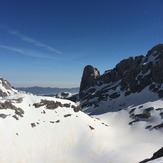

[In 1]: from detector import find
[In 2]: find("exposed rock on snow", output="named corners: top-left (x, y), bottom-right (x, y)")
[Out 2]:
top-left (33, 99), bottom-right (79, 111)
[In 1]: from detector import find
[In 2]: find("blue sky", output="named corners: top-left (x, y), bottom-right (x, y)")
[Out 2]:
top-left (0, 0), bottom-right (163, 87)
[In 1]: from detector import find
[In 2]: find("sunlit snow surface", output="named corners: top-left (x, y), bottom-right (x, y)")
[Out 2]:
top-left (0, 85), bottom-right (163, 162)
top-left (0, 93), bottom-right (111, 163)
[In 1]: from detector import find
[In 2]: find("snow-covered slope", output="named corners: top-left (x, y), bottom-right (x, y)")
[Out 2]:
top-left (95, 109), bottom-right (163, 163)
top-left (0, 84), bottom-right (112, 163)
top-left (0, 80), bottom-right (163, 163)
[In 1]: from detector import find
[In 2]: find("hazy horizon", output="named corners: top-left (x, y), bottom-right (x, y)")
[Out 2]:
top-left (12, 81), bottom-right (80, 88)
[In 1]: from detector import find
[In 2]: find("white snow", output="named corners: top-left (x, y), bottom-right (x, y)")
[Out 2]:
top-left (0, 92), bottom-right (112, 163)
top-left (95, 110), bottom-right (163, 163)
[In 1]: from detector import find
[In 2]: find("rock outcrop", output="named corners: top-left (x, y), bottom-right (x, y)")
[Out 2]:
top-left (79, 65), bottom-right (100, 98)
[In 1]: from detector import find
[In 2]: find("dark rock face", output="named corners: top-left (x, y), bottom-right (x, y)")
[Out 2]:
top-left (79, 65), bottom-right (100, 98)
top-left (100, 55), bottom-right (144, 85)
top-left (78, 44), bottom-right (163, 108)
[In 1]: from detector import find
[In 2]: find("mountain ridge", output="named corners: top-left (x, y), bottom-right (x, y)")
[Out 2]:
top-left (77, 44), bottom-right (163, 114)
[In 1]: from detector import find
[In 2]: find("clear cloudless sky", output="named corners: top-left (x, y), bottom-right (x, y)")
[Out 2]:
top-left (0, 0), bottom-right (163, 87)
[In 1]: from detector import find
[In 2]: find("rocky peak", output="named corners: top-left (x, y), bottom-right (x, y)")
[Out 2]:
top-left (89, 44), bottom-right (163, 94)
top-left (79, 65), bottom-right (100, 97)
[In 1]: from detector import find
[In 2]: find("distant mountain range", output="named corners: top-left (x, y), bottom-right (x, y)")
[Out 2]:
top-left (16, 86), bottom-right (79, 95)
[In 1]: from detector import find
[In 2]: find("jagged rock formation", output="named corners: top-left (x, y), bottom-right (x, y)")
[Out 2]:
top-left (78, 44), bottom-right (163, 111)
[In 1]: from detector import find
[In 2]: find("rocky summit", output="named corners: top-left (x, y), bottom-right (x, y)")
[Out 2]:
top-left (78, 44), bottom-right (163, 113)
